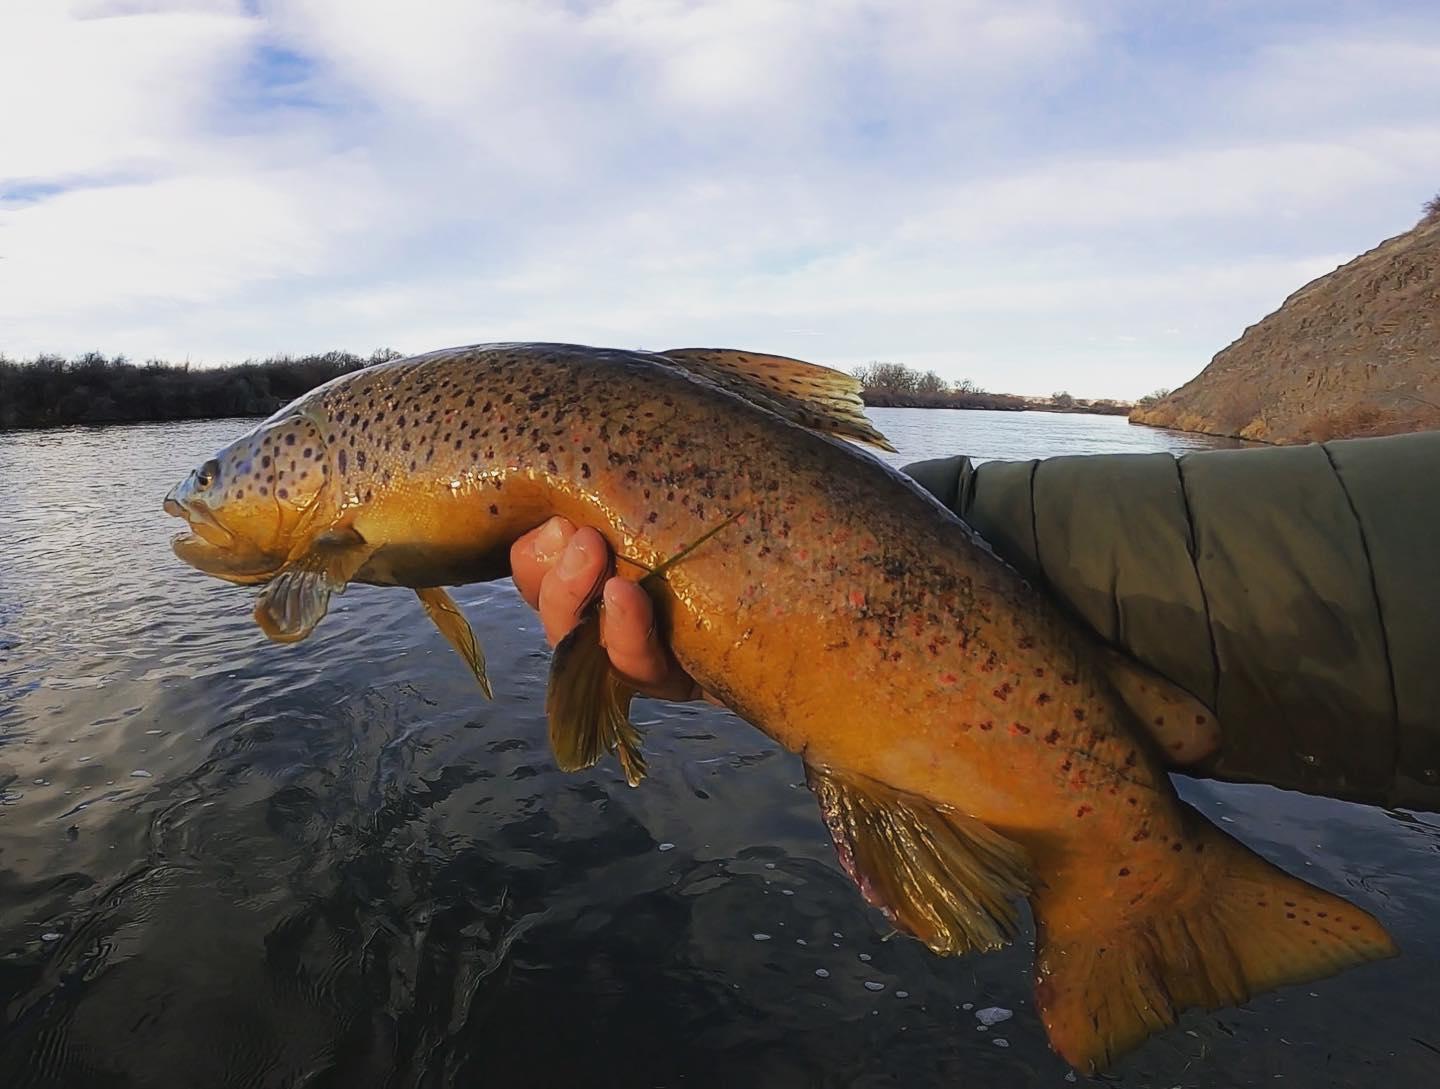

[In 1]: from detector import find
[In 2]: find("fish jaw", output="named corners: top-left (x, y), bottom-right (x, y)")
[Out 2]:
top-left (164, 487), bottom-right (284, 585)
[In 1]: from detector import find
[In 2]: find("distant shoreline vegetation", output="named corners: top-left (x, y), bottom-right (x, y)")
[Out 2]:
top-left (0, 350), bottom-right (403, 431)
top-left (0, 351), bottom-right (1132, 432)
top-left (853, 362), bottom-right (1134, 417)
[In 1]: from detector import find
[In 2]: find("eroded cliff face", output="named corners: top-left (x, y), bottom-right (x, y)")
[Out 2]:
top-left (1132, 215), bottom-right (1440, 443)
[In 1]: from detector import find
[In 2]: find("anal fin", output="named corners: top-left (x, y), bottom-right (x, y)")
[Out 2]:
top-left (416, 586), bottom-right (492, 698)
top-left (806, 763), bottom-right (1032, 955)
top-left (546, 607), bottom-right (646, 786)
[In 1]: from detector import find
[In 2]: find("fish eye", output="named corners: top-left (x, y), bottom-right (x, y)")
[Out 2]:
top-left (196, 459), bottom-right (220, 488)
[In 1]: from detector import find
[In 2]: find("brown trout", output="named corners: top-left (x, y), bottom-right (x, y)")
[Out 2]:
top-left (164, 343), bottom-right (1395, 1071)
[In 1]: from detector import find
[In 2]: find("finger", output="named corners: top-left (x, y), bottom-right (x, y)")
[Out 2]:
top-left (538, 527), bottom-right (610, 646)
top-left (510, 516), bottom-right (575, 610)
top-left (601, 578), bottom-right (704, 701)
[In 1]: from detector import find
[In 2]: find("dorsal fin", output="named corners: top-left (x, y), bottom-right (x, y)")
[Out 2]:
top-left (661, 348), bottom-right (896, 451)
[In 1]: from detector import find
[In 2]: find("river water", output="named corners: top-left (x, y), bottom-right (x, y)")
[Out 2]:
top-left (0, 409), bottom-right (1435, 1088)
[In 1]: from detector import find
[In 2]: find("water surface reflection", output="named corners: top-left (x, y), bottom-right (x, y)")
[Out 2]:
top-left (0, 414), bottom-right (1434, 1087)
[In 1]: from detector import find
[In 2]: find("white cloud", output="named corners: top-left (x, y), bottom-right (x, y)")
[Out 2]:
top-left (1, 1), bottom-right (1438, 400)
top-left (906, 137), bottom-right (1431, 241)
top-left (1, 159), bottom-right (385, 319)
top-left (0, 1), bottom-right (257, 182)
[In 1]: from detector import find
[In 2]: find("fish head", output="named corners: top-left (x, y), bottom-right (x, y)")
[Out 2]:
top-left (165, 412), bottom-right (333, 583)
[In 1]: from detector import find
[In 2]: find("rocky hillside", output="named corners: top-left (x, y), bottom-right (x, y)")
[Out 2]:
top-left (1132, 209), bottom-right (1440, 443)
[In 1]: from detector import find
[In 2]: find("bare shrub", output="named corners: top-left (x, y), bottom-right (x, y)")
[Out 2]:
top-left (1295, 403), bottom-right (1385, 443)
top-left (1423, 191), bottom-right (1440, 224)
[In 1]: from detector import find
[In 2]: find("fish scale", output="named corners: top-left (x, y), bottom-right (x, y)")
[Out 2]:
top-left (166, 342), bottom-right (1395, 1074)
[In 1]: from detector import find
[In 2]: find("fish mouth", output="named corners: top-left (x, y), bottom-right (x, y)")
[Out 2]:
top-left (164, 493), bottom-right (236, 550)
top-left (165, 491), bottom-right (276, 583)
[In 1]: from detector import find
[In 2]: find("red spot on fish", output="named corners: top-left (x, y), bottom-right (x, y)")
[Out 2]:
top-left (992, 683), bottom-right (1012, 701)
top-left (1118, 867), bottom-right (1130, 877)
top-left (1036, 692), bottom-right (1052, 705)
top-left (1043, 729), bottom-right (1060, 744)
top-left (940, 672), bottom-right (958, 685)
top-left (1075, 804), bottom-right (1092, 818)
top-left (849, 590), bottom-right (866, 609)
top-left (1154, 716), bottom-right (1165, 726)
top-left (1171, 842), bottom-right (1183, 852)
top-left (1060, 674), bottom-right (1078, 686)
top-left (1195, 714), bottom-right (1207, 725)
top-left (1073, 708), bottom-right (1086, 722)
top-left (1034, 667), bottom-right (1045, 678)
top-left (1132, 828), bottom-right (1150, 842)
top-left (1017, 636), bottom-right (1035, 650)
top-left (1009, 722), bottom-right (1031, 736)
top-left (979, 720), bottom-right (994, 731)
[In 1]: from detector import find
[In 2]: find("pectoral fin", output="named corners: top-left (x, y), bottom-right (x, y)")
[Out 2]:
top-left (415, 586), bottom-right (493, 698)
top-left (1099, 647), bottom-right (1221, 766)
top-left (254, 527), bottom-right (371, 643)
top-left (806, 763), bottom-right (1032, 955)
top-left (546, 607), bottom-right (646, 786)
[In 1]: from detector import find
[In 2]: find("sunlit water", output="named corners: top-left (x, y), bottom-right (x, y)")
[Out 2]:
top-left (0, 411), bottom-right (1435, 1088)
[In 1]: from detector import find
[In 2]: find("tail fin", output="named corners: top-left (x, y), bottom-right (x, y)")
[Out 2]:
top-left (1032, 812), bottom-right (1396, 1073)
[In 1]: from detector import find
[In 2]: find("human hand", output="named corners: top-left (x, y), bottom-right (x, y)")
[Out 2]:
top-left (510, 516), bottom-right (710, 702)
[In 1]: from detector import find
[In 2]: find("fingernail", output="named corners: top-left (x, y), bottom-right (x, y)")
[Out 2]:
top-left (557, 534), bottom-right (592, 579)
top-left (535, 517), bottom-right (568, 561)
top-left (603, 578), bottom-right (626, 614)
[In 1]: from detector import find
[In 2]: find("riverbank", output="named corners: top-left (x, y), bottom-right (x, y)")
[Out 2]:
top-left (861, 390), bottom-right (1131, 416)
top-left (0, 351), bottom-right (400, 431)
top-left (1, 351), bottom-right (1132, 431)
top-left (1128, 211), bottom-right (1440, 444)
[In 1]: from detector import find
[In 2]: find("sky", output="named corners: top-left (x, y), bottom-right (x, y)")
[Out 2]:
top-left (2, 1), bottom-right (1438, 399)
